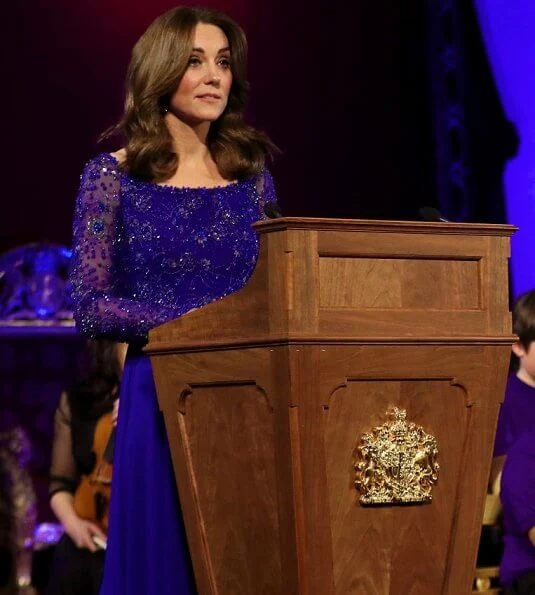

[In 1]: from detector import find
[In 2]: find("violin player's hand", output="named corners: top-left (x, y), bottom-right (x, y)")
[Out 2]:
top-left (65, 515), bottom-right (106, 552)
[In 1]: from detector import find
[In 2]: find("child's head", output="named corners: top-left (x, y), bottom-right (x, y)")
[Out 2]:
top-left (512, 290), bottom-right (535, 385)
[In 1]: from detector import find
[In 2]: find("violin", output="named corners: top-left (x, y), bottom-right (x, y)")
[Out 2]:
top-left (73, 410), bottom-right (116, 532)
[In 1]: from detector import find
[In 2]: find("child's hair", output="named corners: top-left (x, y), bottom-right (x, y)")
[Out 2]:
top-left (513, 290), bottom-right (535, 349)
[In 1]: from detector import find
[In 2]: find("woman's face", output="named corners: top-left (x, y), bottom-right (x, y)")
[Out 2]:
top-left (169, 23), bottom-right (233, 125)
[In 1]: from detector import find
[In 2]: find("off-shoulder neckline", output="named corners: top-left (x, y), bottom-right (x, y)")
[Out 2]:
top-left (101, 152), bottom-right (248, 192)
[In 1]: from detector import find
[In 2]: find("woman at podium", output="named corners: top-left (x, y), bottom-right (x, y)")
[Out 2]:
top-left (69, 6), bottom-right (277, 594)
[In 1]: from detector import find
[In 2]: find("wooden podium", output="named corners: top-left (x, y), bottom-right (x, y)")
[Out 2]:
top-left (146, 218), bottom-right (514, 595)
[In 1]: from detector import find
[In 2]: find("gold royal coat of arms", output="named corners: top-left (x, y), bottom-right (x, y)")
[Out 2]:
top-left (355, 408), bottom-right (439, 505)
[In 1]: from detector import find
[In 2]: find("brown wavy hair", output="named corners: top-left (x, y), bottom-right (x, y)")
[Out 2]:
top-left (103, 6), bottom-right (276, 182)
top-left (514, 289), bottom-right (535, 350)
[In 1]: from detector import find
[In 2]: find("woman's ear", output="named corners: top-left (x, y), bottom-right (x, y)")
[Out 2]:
top-left (512, 341), bottom-right (526, 359)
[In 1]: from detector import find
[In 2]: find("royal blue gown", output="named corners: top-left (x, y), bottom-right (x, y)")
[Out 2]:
top-left (69, 153), bottom-right (276, 594)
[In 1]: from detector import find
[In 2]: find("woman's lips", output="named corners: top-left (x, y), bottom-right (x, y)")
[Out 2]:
top-left (196, 94), bottom-right (221, 102)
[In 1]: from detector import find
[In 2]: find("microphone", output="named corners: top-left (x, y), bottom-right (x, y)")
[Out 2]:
top-left (418, 206), bottom-right (449, 222)
top-left (263, 201), bottom-right (283, 219)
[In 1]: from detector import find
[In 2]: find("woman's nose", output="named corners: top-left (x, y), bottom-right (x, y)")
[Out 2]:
top-left (205, 64), bottom-right (220, 85)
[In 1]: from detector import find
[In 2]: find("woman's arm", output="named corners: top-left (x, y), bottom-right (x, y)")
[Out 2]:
top-left (255, 167), bottom-right (278, 219)
top-left (69, 156), bottom-right (178, 342)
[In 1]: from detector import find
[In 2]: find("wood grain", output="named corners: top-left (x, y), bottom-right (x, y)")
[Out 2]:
top-left (319, 257), bottom-right (480, 310)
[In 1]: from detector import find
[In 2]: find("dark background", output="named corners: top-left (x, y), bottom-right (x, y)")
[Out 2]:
top-left (0, 0), bottom-right (440, 254)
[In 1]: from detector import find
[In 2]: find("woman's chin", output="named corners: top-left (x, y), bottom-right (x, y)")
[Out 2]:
top-left (170, 109), bottom-right (224, 127)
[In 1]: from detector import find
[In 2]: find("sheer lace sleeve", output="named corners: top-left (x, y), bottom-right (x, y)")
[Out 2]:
top-left (49, 392), bottom-right (78, 498)
top-left (255, 167), bottom-right (278, 219)
top-left (69, 156), bottom-right (177, 341)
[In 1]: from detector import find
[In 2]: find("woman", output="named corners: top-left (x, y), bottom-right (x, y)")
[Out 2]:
top-left (47, 340), bottom-right (125, 595)
top-left (69, 6), bottom-right (277, 594)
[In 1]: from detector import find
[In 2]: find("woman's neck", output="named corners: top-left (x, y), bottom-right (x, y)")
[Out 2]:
top-left (165, 114), bottom-right (211, 164)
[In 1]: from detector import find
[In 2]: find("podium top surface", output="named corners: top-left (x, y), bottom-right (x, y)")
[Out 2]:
top-left (254, 217), bottom-right (516, 236)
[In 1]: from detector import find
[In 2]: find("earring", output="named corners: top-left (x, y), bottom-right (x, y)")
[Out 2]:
top-left (159, 99), bottom-right (169, 115)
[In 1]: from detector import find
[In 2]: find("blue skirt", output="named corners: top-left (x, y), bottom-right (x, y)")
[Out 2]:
top-left (100, 351), bottom-right (197, 594)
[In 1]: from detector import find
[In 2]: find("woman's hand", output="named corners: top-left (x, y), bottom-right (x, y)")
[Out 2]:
top-left (64, 516), bottom-right (106, 552)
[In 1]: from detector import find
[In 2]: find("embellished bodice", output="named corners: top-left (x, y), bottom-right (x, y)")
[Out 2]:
top-left (70, 153), bottom-right (276, 341)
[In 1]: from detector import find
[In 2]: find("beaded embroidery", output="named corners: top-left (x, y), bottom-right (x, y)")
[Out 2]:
top-left (70, 153), bottom-right (276, 341)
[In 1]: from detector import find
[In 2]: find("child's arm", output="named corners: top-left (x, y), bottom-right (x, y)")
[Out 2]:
top-left (501, 435), bottom-right (535, 542)
top-left (489, 455), bottom-right (505, 492)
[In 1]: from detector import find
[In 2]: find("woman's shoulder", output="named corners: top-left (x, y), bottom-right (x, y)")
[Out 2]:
top-left (83, 150), bottom-right (124, 175)
top-left (252, 165), bottom-right (276, 200)
top-left (79, 151), bottom-right (125, 187)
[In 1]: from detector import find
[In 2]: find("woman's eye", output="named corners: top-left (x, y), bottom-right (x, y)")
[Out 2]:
top-left (218, 58), bottom-right (231, 69)
top-left (188, 56), bottom-right (201, 66)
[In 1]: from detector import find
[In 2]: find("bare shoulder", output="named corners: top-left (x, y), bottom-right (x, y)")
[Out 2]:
top-left (110, 148), bottom-right (127, 164)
